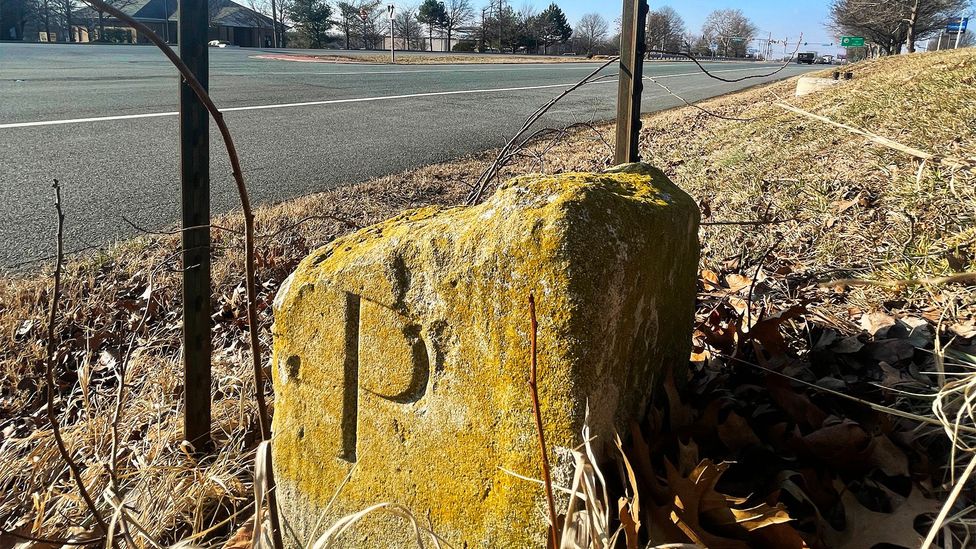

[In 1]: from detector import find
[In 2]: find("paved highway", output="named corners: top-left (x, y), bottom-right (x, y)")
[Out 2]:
top-left (0, 43), bottom-right (817, 268)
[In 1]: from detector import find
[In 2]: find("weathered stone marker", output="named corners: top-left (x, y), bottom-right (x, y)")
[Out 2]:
top-left (271, 163), bottom-right (700, 547)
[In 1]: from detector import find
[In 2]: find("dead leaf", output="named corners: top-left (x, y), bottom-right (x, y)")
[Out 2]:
top-left (702, 269), bottom-right (722, 290)
top-left (801, 419), bottom-right (873, 471)
top-left (878, 362), bottom-right (916, 389)
top-left (662, 459), bottom-right (800, 549)
top-left (830, 336), bottom-right (864, 354)
top-left (867, 339), bottom-right (915, 364)
top-left (824, 485), bottom-right (941, 549)
top-left (767, 375), bottom-right (828, 430)
top-left (950, 320), bottom-right (976, 339)
top-left (889, 317), bottom-right (932, 348)
top-left (13, 319), bottom-right (35, 340)
top-left (726, 274), bottom-right (752, 293)
top-left (222, 517), bottom-right (254, 549)
top-left (833, 196), bottom-right (860, 214)
top-left (860, 311), bottom-right (896, 337)
top-left (747, 305), bottom-right (806, 357)
top-left (867, 435), bottom-right (909, 478)
top-left (619, 498), bottom-right (640, 549)
top-left (718, 411), bottom-right (762, 452)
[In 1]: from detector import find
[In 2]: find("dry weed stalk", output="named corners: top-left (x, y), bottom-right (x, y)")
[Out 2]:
top-left (923, 347), bottom-right (976, 547)
top-left (774, 102), bottom-right (976, 171)
top-left (528, 294), bottom-right (560, 548)
top-left (822, 272), bottom-right (976, 290)
top-left (43, 180), bottom-right (112, 540)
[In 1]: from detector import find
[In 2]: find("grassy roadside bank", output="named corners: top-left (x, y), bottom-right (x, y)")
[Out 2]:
top-left (1, 49), bottom-right (974, 546)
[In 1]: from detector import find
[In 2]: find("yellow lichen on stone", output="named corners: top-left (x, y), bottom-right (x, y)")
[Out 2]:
top-left (271, 163), bottom-right (700, 547)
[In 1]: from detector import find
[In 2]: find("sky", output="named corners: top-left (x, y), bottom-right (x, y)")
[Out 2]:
top-left (401, 0), bottom-right (843, 55)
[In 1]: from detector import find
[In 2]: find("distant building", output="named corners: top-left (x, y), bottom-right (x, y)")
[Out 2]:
top-left (2, 0), bottom-right (276, 47)
top-left (379, 25), bottom-right (479, 52)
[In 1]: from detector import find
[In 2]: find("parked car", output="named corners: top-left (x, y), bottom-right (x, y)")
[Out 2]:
top-left (797, 52), bottom-right (816, 64)
top-left (208, 40), bottom-right (231, 48)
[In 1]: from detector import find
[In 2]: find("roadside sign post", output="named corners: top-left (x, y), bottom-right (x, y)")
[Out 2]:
top-left (614, 0), bottom-right (648, 165)
top-left (388, 4), bottom-right (395, 63)
top-left (179, 0), bottom-right (213, 452)
top-left (840, 36), bottom-right (865, 48)
top-left (947, 17), bottom-right (968, 49)
top-left (360, 8), bottom-right (368, 49)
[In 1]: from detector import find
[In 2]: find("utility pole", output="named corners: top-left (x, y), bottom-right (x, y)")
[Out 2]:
top-left (952, 17), bottom-right (966, 49)
top-left (614, 0), bottom-right (648, 164)
top-left (161, 0), bottom-right (170, 42)
top-left (179, 0), bottom-right (213, 452)
top-left (498, 0), bottom-right (503, 52)
top-left (361, 8), bottom-right (369, 49)
top-left (270, 0), bottom-right (279, 47)
top-left (480, 7), bottom-right (486, 52)
top-left (388, 4), bottom-right (395, 62)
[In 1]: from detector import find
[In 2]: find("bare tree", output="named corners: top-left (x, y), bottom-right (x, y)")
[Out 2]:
top-left (701, 8), bottom-right (757, 57)
top-left (336, 1), bottom-right (357, 48)
top-left (830, 0), bottom-right (970, 54)
top-left (646, 5), bottom-right (685, 52)
top-left (62, 0), bottom-right (74, 40)
top-left (575, 12), bottom-right (608, 55)
top-left (395, 5), bottom-right (424, 50)
top-left (252, 0), bottom-right (289, 47)
top-left (443, 0), bottom-right (471, 51)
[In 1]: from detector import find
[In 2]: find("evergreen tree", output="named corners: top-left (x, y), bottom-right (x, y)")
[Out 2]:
top-left (288, 0), bottom-right (332, 48)
top-left (416, 0), bottom-right (447, 51)
top-left (539, 2), bottom-right (571, 53)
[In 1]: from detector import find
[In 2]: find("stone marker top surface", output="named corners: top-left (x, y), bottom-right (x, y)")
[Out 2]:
top-left (278, 163), bottom-right (691, 305)
top-left (271, 163), bottom-right (700, 547)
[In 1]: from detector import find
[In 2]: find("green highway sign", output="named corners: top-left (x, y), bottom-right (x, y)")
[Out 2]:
top-left (841, 36), bottom-right (865, 47)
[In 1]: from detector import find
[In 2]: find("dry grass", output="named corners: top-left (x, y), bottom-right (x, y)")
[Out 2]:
top-left (637, 49), bottom-right (976, 322)
top-left (1, 48), bottom-right (974, 546)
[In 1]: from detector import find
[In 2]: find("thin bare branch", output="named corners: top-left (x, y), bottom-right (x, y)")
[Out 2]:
top-left (466, 57), bottom-right (619, 204)
top-left (823, 272), bottom-right (976, 289)
top-left (44, 179), bottom-right (113, 541)
top-left (774, 102), bottom-right (976, 171)
top-left (528, 294), bottom-right (560, 548)
top-left (650, 35), bottom-right (803, 83)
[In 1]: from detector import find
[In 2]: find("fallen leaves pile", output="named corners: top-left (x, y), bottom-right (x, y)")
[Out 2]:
top-left (615, 264), bottom-right (976, 548)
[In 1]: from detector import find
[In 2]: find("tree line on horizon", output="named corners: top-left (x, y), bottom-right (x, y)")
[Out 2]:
top-left (283, 0), bottom-right (577, 53)
top-left (281, 0), bottom-right (768, 58)
top-left (3, 0), bottom-right (969, 57)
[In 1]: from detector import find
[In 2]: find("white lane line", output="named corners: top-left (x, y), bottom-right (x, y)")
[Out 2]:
top-left (224, 65), bottom-right (600, 76)
top-left (223, 64), bottom-right (788, 77)
top-left (0, 66), bottom-right (801, 130)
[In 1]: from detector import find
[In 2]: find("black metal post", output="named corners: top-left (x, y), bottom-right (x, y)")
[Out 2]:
top-left (179, 0), bottom-right (212, 451)
top-left (614, 0), bottom-right (649, 165)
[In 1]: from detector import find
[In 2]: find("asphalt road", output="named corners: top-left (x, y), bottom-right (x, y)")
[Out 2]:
top-left (0, 43), bottom-right (818, 268)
